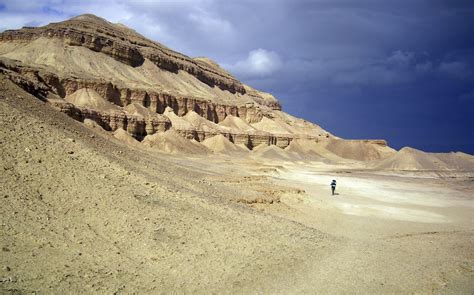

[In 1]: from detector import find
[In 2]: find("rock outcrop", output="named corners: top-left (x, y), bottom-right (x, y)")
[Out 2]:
top-left (50, 99), bottom-right (171, 139)
top-left (0, 14), bottom-right (394, 156)
top-left (0, 14), bottom-right (247, 95)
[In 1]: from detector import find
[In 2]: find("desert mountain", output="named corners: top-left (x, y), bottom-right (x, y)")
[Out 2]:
top-left (373, 147), bottom-right (474, 171)
top-left (0, 14), bottom-right (472, 171)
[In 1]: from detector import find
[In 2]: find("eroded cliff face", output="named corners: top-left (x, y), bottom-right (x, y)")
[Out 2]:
top-left (0, 55), bottom-right (295, 146)
top-left (0, 14), bottom-right (368, 152)
top-left (0, 57), bottom-right (265, 120)
top-left (0, 14), bottom-right (246, 95)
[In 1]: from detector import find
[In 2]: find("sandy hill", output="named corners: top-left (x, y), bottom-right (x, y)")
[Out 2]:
top-left (142, 129), bottom-right (208, 154)
top-left (434, 152), bottom-right (474, 171)
top-left (113, 128), bottom-right (140, 146)
top-left (374, 147), bottom-right (474, 171)
top-left (251, 116), bottom-right (295, 135)
top-left (252, 143), bottom-right (271, 152)
top-left (65, 88), bottom-right (120, 112)
top-left (271, 111), bottom-right (330, 138)
top-left (183, 110), bottom-right (229, 133)
top-left (201, 134), bottom-right (248, 154)
top-left (285, 139), bottom-right (345, 162)
top-left (322, 138), bottom-right (396, 161)
top-left (124, 103), bottom-right (158, 118)
top-left (218, 115), bottom-right (265, 135)
top-left (252, 145), bottom-right (297, 161)
top-left (163, 107), bottom-right (196, 131)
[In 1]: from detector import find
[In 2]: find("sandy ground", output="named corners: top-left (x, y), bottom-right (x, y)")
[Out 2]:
top-left (1, 78), bottom-right (473, 293)
top-left (175, 156), bottom-right (474, 293)
top-left (256, 164), bottom-right (474, 293)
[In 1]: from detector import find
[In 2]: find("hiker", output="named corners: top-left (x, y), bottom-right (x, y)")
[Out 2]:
top-left (330, 180), bottom-right (337, 196)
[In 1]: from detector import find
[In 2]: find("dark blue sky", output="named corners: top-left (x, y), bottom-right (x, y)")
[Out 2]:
top-left (1, 0), bottom-right (473, 153)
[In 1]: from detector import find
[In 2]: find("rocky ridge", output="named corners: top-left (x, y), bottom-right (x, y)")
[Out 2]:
top-left (0, 14), bottom-right (390, 153)
top-left (0, 14), bottom-right (245, 94)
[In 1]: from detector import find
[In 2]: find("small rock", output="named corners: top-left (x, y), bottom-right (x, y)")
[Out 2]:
top-left (2, 247), bottom-right (10, 252)
top-left (24, 147), bottom-right (31, 153)
top-left (4, 266), bottom-right (11, 272)
top-left (67, 151), bottom-right (74, 155)
top-left (90, 135), bottom-right (95, 138)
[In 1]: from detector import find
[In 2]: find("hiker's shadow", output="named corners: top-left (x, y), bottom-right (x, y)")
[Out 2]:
top-left (334, 193), bottom-right (340, 196)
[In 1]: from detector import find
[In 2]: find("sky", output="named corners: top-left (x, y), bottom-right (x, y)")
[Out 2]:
top-left (1, 0), bottom-right (474, 153)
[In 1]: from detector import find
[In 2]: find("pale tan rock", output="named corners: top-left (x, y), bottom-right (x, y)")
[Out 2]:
top-left (201, 134), bottom-right (248, 154)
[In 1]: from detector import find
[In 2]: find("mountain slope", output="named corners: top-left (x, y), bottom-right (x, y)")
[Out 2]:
top-left (374, 147), bottom-right (474, 171)
top-left (0, 14), bottom-right (471, 168)
top-left (0, 74), bottom-right (333, 293)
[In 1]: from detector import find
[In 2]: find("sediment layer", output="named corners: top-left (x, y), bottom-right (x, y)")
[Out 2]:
top-left (0, 14), bottom-right (246, 94)
top-left (0, 59), bottom-right (295, 147)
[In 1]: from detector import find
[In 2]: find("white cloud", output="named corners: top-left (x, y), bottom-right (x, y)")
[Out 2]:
top-left (224, 48), bottom-right (282, 78)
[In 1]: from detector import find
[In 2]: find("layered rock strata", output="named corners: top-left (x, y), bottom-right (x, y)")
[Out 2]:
top-left (50, 99), bottom-right (171, 139)
top-left (0, 57), bottom-right (265, 123)
top-left (0, 14), bottom-right (391, 154)
top-left (0, 59), bottom-right (295, 146)
top-left (0, 14), bottom-right (247, 95)
top-left (173, 129), bottom-right (294, 149)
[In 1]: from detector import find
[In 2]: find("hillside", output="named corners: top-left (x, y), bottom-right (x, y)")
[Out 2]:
top-left (0, 14), bottom-right (393, 157)
top-left (374, 147), bottom-right (474, 171)
top-left (0, 75), bottom-right (333, 293)
top-left (0, 13), bottom-right (472, 170)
